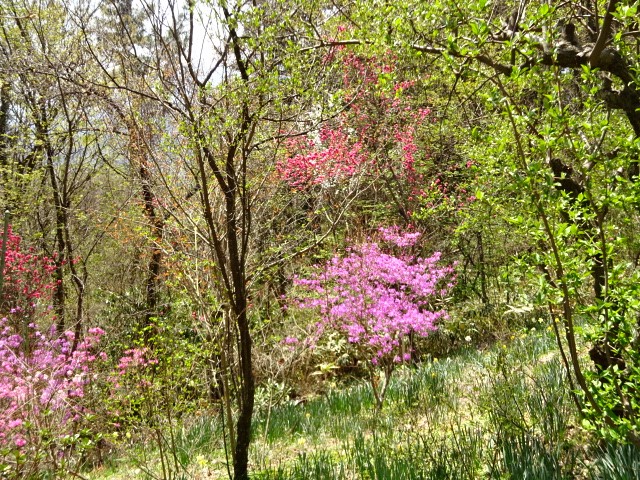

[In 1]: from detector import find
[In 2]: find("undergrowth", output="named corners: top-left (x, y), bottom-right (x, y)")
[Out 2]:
top-left (88, 329), bottom-right (640, 479)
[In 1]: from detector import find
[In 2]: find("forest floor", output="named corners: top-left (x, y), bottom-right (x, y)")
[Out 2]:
top-left (88, 327), bottom-right (635, 479)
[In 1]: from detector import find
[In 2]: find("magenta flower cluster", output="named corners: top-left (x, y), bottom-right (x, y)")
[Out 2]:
top-left (0, 320), bottom-right (106, 450)
top-left (117, 347), bottom-right (158, 375)
top-left (292, 228), bottom-right (454, 365)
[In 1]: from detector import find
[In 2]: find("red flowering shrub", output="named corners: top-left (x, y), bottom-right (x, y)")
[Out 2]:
top-left (276, 51), bottom-right (431, 202)
top-left (1, 227), bottom-right (57, 327)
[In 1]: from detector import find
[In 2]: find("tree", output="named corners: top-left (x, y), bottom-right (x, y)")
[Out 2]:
top-left (79, 1), bottom-right (343, 477)
top-left (329, 0), bottom-right (640, 444)
top-left (0, 0), bottom-right (109, 342)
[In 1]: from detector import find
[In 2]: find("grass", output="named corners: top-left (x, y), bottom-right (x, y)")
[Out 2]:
top-left (250, 328), bottom-right (577, 479)
top-left (87, 328), bottom-right (640, 479)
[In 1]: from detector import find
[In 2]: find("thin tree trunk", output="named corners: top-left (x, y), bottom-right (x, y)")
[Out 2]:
top-left (129, 121), bottom-right (164, 333)
top-left (39, 114), bottom-right (67, 330)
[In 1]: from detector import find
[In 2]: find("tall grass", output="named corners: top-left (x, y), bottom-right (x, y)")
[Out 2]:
top-left (252, 330), bottom-right (586, 479)
top-left (590, 443), bottom-right (640, 480)
top-left (91, 329), bottom-right (640, 479)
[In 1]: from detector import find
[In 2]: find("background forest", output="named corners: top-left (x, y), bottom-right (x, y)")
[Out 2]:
top-left (2, 0), bottom-right (640, 478)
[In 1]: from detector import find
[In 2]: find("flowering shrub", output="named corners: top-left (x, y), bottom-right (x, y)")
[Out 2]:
top-left (108, 345), bottom-right (160, 430)
top-left (290, 227), bottom-right (455, 408)
top-left (276, 52), bottom-right (431, 197)
top-left (0, 320), bottom-right (106, 476)
top-left (276, 49), bottom-right (477, 237)
top-left (1, 227), bottom-right (57, 327)
top-left (105, 319), bottom-right (217, 477)
top-left (117, 347), bottom-right (158, 375)
top-left (0, 228), bottom-right (108, 477)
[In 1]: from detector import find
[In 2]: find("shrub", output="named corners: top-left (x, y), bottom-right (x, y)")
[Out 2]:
top-left (0, 227), bottom-right (107, 477)
top-left (0, 319), bottom-right (107, 477)
top-left (289, 227), bottom-right (454, 408)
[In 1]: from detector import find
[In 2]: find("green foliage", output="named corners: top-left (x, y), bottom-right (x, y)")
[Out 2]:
top-left (350, 0), bottom-right (640, 447)
top-left (497, 433), bottom-right (567, 480)
top-left (251, 331), bottom-right (591, 479)
top-left (591, 443), bottom-right (640, 480)
top-left (105, 316), bottom-right (216, 477)
top-left (173, 416), bottom-right (222, 469)
top-left (6, 0), bottom-right (640, 476)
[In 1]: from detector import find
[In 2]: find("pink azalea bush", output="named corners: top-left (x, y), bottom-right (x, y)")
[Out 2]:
top-left (117, 347), bottom-right (158, 375)
top-left (290, 227), bottom-right (455, 408)
top-left (0, 323), bottom-right (106, 448)
top-left (0, 228), bottom-right (108, 476)
top-left (0, 227), bottom-right (210, 476)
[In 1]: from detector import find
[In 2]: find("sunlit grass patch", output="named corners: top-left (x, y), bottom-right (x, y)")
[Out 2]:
top-left (90, 328), bottom-right (633, 480)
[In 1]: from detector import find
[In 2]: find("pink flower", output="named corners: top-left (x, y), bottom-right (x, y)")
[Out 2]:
top-left (290, 227), bottom-right (454, 364)
top-left (7, 419), bottom-right (22, 429)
